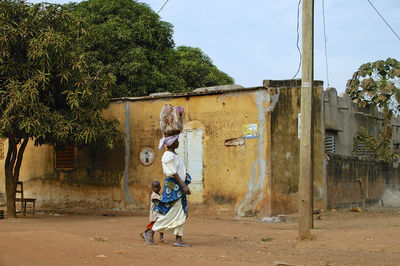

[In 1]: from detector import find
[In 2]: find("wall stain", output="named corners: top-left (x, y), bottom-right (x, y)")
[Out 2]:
top-left (236, 89), bottom-right (280, 216)
top-left (123, 102), bottom-right (134, 203)
top-left (211, 194), bottom-right (236, 204)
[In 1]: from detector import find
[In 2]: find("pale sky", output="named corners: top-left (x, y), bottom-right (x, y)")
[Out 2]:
top-left (29, 0), bottom-right (400, 94)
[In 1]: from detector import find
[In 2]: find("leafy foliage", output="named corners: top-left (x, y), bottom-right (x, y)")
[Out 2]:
top-left (175, 46), bottom-right (234, 90)
top-left (0, 0), bottom-right (121, 148)
top-left (353, 127), bottom-right (399, 163)
top-left (347, 58), bottom-right (400, 163)
top-left (71, 0), bottom-right (185, 97)
top-left (70, 0), bottom-right (234, 97)
top-left (0, 0), bottom-right (122, 216)
top-left (346, 58), bottom-right (400, 119)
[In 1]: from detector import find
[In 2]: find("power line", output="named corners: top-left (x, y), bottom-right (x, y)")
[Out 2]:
top-left (157, 0), bottom-right (170, 14)
top-left (292, 0), bottom-right (302, 80)
top-left (366, 0), bottom-right (400, 42)
top-left (322, 0), bottom-right (329, 86)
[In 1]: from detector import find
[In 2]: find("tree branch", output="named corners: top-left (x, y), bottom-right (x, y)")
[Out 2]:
top-left (8, 135), bottom-right (18, 176)
top-left (13, 138), bottom-right (29, 181)
top-left (4, 137), bottom-right (13, 172)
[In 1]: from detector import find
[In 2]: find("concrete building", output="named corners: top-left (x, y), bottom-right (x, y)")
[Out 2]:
top-left (323, 87), bottom-right (400, 156)
top-left (323, 87), bottom-right (400, 209)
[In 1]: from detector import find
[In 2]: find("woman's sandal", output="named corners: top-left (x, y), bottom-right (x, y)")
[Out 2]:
top-left (173, 242), bottom-right (191, 247)
top-left (143, 232), bottom-right (155, 245)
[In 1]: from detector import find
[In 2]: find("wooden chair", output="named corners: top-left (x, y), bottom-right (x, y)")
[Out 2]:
top-left (15, 181), bottom-right (36, 217)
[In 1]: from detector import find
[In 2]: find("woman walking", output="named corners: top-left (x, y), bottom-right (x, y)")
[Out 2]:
top-left (144, 134), bottom-right (191, 247)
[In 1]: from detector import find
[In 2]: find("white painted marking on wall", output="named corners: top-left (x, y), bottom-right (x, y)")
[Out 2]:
top-left (298, 113), bottom-right (301, 139)
top-left (284, 171), bottom-right (291, 179)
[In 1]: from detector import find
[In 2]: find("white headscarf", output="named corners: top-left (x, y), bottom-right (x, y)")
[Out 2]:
top-left (158, 134), bottom-right (179, 150)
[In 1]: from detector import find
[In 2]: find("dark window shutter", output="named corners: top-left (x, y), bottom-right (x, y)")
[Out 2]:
top-left (56, 146), bottom-right (75, 169)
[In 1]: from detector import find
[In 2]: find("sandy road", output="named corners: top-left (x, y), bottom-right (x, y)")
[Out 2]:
top-left (0, 207), bottom-right (399, 265)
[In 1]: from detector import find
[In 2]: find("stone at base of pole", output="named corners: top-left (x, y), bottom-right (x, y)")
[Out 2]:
top-left (299, 232), bottom-right (314, 241)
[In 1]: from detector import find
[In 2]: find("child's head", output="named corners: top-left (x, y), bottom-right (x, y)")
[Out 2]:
top-left (151, 181), bottom-right (161, 194)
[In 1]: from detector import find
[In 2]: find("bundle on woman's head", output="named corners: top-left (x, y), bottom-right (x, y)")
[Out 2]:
top-left (159, 104), bottom-right (184, 135)
top-left (158, 104), bottom-right (184, 150)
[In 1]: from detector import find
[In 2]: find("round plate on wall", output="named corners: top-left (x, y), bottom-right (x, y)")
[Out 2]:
top-left (139, 147), bottom-right (155, 166)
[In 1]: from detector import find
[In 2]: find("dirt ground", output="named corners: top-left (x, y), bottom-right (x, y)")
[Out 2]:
top-left (0, 205), bottom-right (400, 266)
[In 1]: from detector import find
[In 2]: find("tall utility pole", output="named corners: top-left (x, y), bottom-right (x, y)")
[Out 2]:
top-left (299, 0), bottom-right (314, 239)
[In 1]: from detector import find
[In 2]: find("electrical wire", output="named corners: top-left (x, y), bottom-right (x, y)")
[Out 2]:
top-left (322, 0), bottom-right (330, 87)
top-left (366, 0), bottom-right (400, 42)
top-left (292, 0), bottom-right (302, 80)
top-left (157, 0), bottom-right (170, 14)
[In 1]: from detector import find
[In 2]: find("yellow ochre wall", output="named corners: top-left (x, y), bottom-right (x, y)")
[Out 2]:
top-left (268, 80), bottom-right (324, 215)
top-left (0, 104), bottom-right (127, 211)
top-left (126, 88), bottom-right (275, 216)
top-left (0, 80), bottom-right (324, 216)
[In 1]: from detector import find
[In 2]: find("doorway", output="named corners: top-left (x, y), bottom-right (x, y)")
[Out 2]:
top-left (176, 128), bottom-right (204, 203)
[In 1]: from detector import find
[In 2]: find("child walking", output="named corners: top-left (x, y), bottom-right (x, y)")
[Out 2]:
top-left (142, 181), bottom-right (164, 242)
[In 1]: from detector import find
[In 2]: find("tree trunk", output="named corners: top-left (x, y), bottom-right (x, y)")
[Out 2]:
top-left (4, 136), bottom-right (28, 218)
top-left (5, 175), bottom-right (17, 218)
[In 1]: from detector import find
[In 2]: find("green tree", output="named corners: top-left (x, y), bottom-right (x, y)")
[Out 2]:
top-left (70, 0), bottom-right (234, 97)
top-left (0, 0), bottom-right (121, 217)
top-left (346, 58), bottom-right (400, 162)
top-left (353, 127), bottom-right (398, 163)
top-left (346, 58), bottom-right (400, 116)
top-left (175, 46), bottom-right (234, 90)
top-left (71, 0), bottom-right (185, 97)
